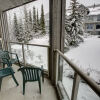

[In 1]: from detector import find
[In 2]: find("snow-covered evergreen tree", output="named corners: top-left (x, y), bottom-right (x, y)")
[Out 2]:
top-left (33, 7), bottom-right (38, 33)
top-left (65, 0), bottom-right (84, 46)
top-left (40, 4), bottom-right (46, 34)
top-left (18, 19), bottom-right (24, 42)
top-left (37, 9), bottom-right (40, 30)
top-left (29, 10), bottom-right (33, 32)
top-left (23, 6), bottom-right (32, 43)
top-left (13, 13), bottom-right (20, 42)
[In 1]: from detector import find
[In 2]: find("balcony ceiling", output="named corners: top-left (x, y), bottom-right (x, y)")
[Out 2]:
top-left (0, 0), bottom-right (36, 12)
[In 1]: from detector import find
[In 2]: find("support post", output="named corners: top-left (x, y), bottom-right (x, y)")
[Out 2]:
top-left (22, 44), bottom-right (26, 66)
top-left (54, 50), bottom-right (59, 85)
top-left (71, 73), bottom-right (80, 100)
top-left (49, 0), bottom-right (66, 85)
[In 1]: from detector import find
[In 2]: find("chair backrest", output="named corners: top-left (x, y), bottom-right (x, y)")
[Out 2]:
top-left (0, 51), bottom-right (10, 60)
top-left (0, 50), bottom-right (12, 66)
top-left (3, 51), bottom-right (10, 60)
top-left (18, 67), bottom-right (41, 82)
top-left (2, 58), bottom-right (12, 67)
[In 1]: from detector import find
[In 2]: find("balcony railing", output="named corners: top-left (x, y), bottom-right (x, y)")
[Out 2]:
top-left (54, 49), bottom-right (100, 100)
top-left (9, 42), bottom-right (50, 72)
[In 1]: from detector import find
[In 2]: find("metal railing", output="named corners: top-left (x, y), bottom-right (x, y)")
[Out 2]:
top-left (9, 42), bottom-right (50, 71)
top-left (54, 49), bottom-right (100, 100)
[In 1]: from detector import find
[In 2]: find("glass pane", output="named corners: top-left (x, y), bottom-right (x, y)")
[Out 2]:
top-left (10, 43), bottom-right (23, 62)
top-left (62, 60), bottom-right (75, 99)
top-left (7, 0), bottom-right (49, 46)
top-left (24, 45), bottom-right (48, 70)
top-left (77, 79), bottom-right (100, 100)
top-left (64, 0), bottom-right (100, 93)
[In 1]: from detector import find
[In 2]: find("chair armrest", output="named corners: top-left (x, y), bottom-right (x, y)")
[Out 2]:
top-left (7, 51), bottom-right (19, 60)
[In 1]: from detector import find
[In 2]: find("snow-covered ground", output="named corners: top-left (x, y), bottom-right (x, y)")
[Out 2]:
top-left (64, 35), bottom-right (100, 82)
top-left (63, 77), bottom-right (100, 100)
top-left (29, 34), bottom-right (49, 45)
top-left (63, 35), bottom-right (100, 100)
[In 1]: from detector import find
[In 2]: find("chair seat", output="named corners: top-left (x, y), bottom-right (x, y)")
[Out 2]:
top-left (0, 58), bottom-right (19, 90)
top-left (0, 68), bottom-right (15, 78)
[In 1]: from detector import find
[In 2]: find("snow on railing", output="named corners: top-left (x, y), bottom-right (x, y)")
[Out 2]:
top-left (9, 42), bottom-right (50, 48)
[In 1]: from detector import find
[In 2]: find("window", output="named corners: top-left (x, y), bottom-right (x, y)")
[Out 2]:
top-left (7, 0), bottom-right (50, 70)
top-left (96, 24), bottom-right (100, 29)
top-left (87, 24), bottom-right (93, 29)
top-left (97, 15), bottom-right (100, 21)
top-left (60, 0), bottom-right (100, 100)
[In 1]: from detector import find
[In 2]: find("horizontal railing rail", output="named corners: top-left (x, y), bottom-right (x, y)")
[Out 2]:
top-left (9, 42), bottom-right (50, 48)
top-left (54, 49), bottom-right (100, 97)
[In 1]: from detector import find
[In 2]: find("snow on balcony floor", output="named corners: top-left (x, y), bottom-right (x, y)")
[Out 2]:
top-left (0, 65), bottom-right (58, 100)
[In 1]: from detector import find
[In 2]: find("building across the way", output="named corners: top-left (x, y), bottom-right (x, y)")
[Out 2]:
top-left (84, 4), bottom-right (100, 35)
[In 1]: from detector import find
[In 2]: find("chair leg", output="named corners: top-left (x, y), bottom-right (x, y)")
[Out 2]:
top-left (38, 79), bottom-right (41, 94)
top-left (3, 63), bottom-right (5, 68)
top-left (23, 82), bottom-right (25, 95)
top-left (18, 60), bottom-right (21, 68)
top-left (0, 78), bottom-right (2, 91)
top-left (41, 66), bottom-right (44, 83)
top-left (42, 71), bottom-right (44, 83)
top-left (11, 74), bottom-right (19, 86)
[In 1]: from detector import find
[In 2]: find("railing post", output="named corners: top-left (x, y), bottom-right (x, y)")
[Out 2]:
top-left (22, 43), bottom-right (26, 66)
top-left (71, 73), bottom-right (80, 100)
top-left (58, 56), bottom-right (63, 81)
top-left (48, 47), bottom-right (49, 75)
top-left (54, 50), bottom-right (59, 85)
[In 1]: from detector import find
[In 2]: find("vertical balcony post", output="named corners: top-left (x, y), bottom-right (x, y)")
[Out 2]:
top-left (49, 0), bottom-right (66, 85)
top-left (22, 43), bottom-right (26, 66)
top-left (47, 47), bottom-right (50, 75)
top-left (71, 73), bottom-right (80, 100)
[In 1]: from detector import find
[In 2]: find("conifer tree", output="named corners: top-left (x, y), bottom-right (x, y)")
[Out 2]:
top-left (65, 0), bottom-right (84, 46)
top-left (24, 6), bottom-right (29, 32)
top-left (18, 19), bottom-right (24, 42)
top-left (37, 9), bottom-right (40, 30)
top-left (29, 10), bottom-right (33, 32)
top-left (40, 4), bottom-right (46, 34)
top-left (13, 13), bottom-right (20, 41)
top-left (23, 6), bottom-right (31, 43)
top-left (33, 7), bottom-right (37, 33)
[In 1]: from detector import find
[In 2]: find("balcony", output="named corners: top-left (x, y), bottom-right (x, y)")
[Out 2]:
top-left (0, 0), bottom-right (100, 100)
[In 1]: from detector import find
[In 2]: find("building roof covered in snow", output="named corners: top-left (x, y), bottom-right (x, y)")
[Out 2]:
top-left (88, 5), bottom-right (100, 15)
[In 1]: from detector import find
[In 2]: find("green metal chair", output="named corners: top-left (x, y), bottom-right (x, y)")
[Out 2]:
top-left (0, 58), bottom-right (19, 90)
top-left (18, 66), bottom-right (44, 95)
top-left (1, 51), bottom-right (21, 68)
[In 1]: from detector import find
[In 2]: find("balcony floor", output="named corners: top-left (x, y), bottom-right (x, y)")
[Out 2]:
top-left (0, 65), bottom-right (58, 100)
